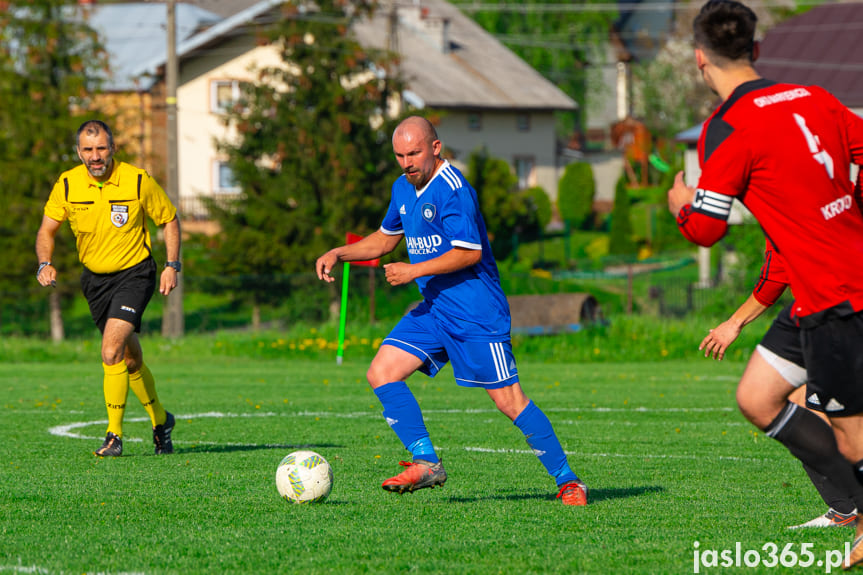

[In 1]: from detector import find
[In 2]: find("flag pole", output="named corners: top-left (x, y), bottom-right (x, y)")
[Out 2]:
top-left (336, 262), bottom-right (350, 365)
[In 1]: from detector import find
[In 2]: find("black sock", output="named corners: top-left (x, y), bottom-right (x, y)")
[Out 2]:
top-left (765, 402), bottom-right (863, 512)
top-left (854, 459), bottom-right (863, 488)
top-left (802, 463), bottom-right (857, 514)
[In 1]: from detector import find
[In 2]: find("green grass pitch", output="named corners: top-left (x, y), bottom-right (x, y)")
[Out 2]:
top-left (0, 354), bottom-right (854, 574)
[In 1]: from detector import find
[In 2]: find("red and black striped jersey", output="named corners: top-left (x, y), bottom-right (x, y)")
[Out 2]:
top-left (678, 79), bottom-right (863, 324)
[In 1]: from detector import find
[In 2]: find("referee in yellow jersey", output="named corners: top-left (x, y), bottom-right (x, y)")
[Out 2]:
top-left (35, 119), bottom-right (181, 457)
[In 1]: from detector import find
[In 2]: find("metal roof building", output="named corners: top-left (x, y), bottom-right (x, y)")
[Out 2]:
top-left (756, 2), bottom-right (863, 110)
top-left (82, 2), bottom-right (222, 91)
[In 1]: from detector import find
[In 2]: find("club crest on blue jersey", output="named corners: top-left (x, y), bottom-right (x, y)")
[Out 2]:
top-left (422, 203), bottom-right (436, 223)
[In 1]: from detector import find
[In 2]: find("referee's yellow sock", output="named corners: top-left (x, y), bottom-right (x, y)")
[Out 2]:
top-left (129, 362), bottom-right (167, 427)
top-left (102, 361), bottom-right (129, 437)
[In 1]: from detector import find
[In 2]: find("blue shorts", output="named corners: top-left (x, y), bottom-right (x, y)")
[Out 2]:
top-left (383, 303), bottom-right (518, 389)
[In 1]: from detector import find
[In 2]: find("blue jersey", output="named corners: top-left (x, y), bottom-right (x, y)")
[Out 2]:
top-left (380, 160), bottom-right (511, 340)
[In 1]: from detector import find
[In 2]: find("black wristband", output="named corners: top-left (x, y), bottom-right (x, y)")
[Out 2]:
top-left (165, 261), bottom-right (181, 273)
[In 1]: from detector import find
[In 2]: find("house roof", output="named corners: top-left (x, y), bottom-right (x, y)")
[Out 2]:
top-left (756, 2), bottom-right (863, 108)
top-left (82, 2), bottom-right (222, 91)
top-left (352, 0), bottom-right (577, 111)
top-left (167, 0), bottom-right (260, 18)
top-left (674, 124), bottom-right (702, 144)
top-left (91, 0), bottom-right (575, 111)
top-left (164, 0), bottom-right (578, 111)
top-left (613, 0), bottom-right (675, 63)
top-left (677, 3), bottom-right (863, 142)
top-left (133, 0), bottom-right (284, 83)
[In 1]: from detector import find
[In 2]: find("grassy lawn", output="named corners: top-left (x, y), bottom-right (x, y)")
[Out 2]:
top-left (0, 343), bottom-right (853, 574)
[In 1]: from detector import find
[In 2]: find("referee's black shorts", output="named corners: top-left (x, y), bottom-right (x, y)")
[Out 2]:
top-left (81, 257), bottom-right (156, 333)
top-left (802, 309), bottom-right (863, 416)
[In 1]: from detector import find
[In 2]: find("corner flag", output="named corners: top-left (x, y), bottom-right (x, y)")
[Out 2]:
top-left (337, 233), bottom-right (380, 365)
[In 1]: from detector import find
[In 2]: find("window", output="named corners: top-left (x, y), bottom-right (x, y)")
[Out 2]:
top-left (211, 80), bottom-right (241, 114)
top-left (516, 113), bottom-right (530, 132)
top-left (213, 160), bottom-right (240, 194)
top-left (514, 156), bottom-right (535, 190)
top-left (467, 112), bottom-right (482, 131)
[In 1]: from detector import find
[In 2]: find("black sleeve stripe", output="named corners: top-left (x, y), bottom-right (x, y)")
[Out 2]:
top-left (753, 250), bottom-right (772, 293)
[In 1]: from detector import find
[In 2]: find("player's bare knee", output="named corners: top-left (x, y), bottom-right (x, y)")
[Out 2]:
top-left (489, 393), bottom-right (528, 421)
top-left (366, 365), bottom-right (386, 389)
top-left (735, 386), bottom-right (752, 415)
top-left (495, 403), bottom-right (520, 421)
top-left (123, 346), bottom-right (143, 373)
top-left (101, 348), bottom-right (125, 366)
top-left (125, 357), bottom-right (142, 374)
top-left (833, 436), bottom-right (863, 464)
top-left (831, 419), bottom-right (863, 463)
top-left (736, 389), bottom-right (766, 428)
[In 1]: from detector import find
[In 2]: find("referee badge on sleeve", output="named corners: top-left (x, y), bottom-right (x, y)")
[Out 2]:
top-left (110, 204), bottom-right (129, 228)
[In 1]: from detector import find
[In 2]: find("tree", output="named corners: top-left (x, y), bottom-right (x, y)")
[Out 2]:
top-left (557, 161), bottom-right (595, 230)
top-left (452, 0), bottom-right (616, 138)
top-left (632, 37), bottom-right (716, 142)
top-left (632, 2), bottom-right (794, 141)
top-left (0, 1), bottom-right (107, 338)
top-left (466, 148), bottom-right (540, 261)
top-left (718, 219), bottom-right (767, 294)
top-left (210, 0), bottom-right (407, 326)
top-left (525, 186), bottom-right (552, 230)
top-left (608, 175), bottom-right (635, 256)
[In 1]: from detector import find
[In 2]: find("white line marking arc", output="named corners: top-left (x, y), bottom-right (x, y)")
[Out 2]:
top-left (48, 407), bottom-right (758, 461)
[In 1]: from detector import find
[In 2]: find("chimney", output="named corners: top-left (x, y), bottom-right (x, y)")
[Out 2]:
top-left (420, 16), bottom-right (451, 54)
top-left (401, 3), bottom-right (451, 54)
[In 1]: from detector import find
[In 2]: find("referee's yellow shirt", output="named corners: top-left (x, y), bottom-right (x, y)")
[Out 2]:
top-left (44, 161), bottom-right (178, 274)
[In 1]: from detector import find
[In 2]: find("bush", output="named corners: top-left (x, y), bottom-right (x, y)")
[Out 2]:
top-left (524, 186), bottom-right (552, 229)
top-left (467, 148), bottom-right (541, 260)
top-left (717, 221), bottom-right (767, 292)
top-left (609, 176), bottom-right (636, 256)
top-left (0, 312), bottom-right (763, 364)
top-left (557, 162), bottom-right (595, 230)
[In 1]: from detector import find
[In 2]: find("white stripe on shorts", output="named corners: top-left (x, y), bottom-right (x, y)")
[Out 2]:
top-left (756, 344), bottom-right (807, 389)
top-left (490, 342), bottom-right (509, 381)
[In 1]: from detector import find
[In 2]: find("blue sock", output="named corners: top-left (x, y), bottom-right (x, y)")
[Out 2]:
top-left (514, 400), bottom-right (578, 486)
top-left (374, 381), bottom-right (439, 464)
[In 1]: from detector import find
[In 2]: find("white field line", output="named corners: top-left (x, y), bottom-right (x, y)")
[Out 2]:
top-left (0, 564), bottom-right (144, 575)
top-left (0, 565), bottom-right (49, 574)
top-left (462, 446), bottom-right (770, 463)
top-left (48, 406), bottom-right (736, 440)
top-left (49, 407), bottom-right (754, 462)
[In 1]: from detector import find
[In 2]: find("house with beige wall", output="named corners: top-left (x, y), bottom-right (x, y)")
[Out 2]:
top-left (430, 110), bottom-right (561, 193)
top-left (77, 2), bottom-right (223, 184)
top-left (174, 39), bottom-right (283, 218)
top-left (88, 0), bottom-right (579, 227)
top-left (352, 0), bottom-right (576, 203)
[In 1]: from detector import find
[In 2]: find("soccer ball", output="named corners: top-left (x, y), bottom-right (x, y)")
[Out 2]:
top-left (275, 450), bottom-right (333, 504)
